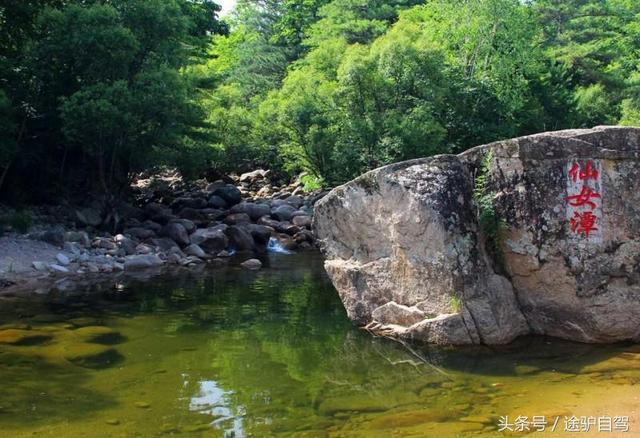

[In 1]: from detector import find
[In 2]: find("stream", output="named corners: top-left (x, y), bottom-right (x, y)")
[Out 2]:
top-left (0, 252), bottom-right (638, 437)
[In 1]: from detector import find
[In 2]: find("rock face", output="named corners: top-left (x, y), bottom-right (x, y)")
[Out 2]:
top-left (314, 126), bottom-right (640, 345)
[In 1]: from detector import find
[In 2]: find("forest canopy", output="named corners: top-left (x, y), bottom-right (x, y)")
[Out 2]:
top-left (2, 0), bottom-right (640, 201)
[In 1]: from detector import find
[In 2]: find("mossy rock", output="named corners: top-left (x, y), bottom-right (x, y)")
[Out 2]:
top-left (72, 326), bottom-right (125, 345)
top-left (62, 343), bottom-right (123, 368)
top-left (0, 329), bottom-right (52, 346)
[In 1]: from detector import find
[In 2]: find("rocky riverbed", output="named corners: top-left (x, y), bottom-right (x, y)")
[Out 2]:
top-left (0, 169), bottom-right (326, 293)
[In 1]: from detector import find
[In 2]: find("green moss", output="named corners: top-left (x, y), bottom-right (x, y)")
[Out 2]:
top-left (473, 150), bottom-right (506, 270)
top-left (449, 295), bottom-right (462, 313)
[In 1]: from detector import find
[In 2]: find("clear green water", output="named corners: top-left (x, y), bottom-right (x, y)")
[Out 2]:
top-left (0, 252), bottom-right (639, 437)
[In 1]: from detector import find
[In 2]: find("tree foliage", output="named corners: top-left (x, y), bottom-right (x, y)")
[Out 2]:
top-left (3, 0), bottom-right (640, 201)
top-left (0, 0), bottom-right (225, 201)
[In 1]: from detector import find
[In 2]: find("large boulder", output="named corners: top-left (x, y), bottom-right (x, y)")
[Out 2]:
top-left (314, 126), bottom-right (640, 345)
top-left (160, 222), bottom-right (190, 247)
top-left (190, 226), bottom-right (228, 254)
top-left (212, 184), bottom-right (242, 206)
top-left (225, 225), bottom-right (256, 252)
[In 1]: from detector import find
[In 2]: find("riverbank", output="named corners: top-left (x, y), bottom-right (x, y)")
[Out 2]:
top-left (0, 169), bottom-right (326, 295)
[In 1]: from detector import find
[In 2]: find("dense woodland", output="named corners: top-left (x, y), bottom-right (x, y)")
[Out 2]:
top-left (1, 0), bottom-right (640, 203)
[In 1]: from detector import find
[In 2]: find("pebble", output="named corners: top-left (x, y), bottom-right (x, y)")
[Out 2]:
top-left (49, 264), bottom-right (70, 274)
top-left (56, 253), bottom-right (71, 266)
top-left (32, 261), bottom-right (47, 271)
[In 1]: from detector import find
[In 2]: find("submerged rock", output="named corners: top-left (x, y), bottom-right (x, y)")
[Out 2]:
top-left (314, 126), bottom-right (640, 345)
top-left (241, 259), bottom-right (262, 270)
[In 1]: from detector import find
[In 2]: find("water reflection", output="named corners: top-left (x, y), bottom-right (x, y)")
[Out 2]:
top-left (0, 252), bottom-right (638, 437)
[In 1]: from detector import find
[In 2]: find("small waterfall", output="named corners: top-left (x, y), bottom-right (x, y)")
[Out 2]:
top-left (267, 237), bottom-right (293, 254)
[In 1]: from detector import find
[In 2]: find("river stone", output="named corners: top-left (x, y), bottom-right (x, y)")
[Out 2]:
top-left (207, 195), bottom-right (228, 209)
top-left (184, 243), bottom-right (206, 258)
top-left (224, 213), bottom-right (251, 225)
top-left (114, 234), bottom-right (137, 255)
top-left (124, 227), bottom-right (154, 241)
top-left (247, 224), bottom-right (272, 247)
top-left (241, 259), bottom-right (262, 270)
top-left (231, 202), bottom-right (271, 221)
top-left (225, 225), bottom-right (255, 252)
top-left (272, 204), bottom-right (297, 221)
top-left (56, 253), bottom-right (71, 266)
top-left (314, 126), bottom-right (640, 345)
top-left (32, 261), bottom-right (48, 271)
top-left (124, 254), bottom-right (164, 270)
top-left (292, 215), bottom-right (312, 228)
top-left (160, 222), bottom-right (190, 247)
top-left (190, 227), bottom-right (228, 254)
top-left (49, 264), bottom-right (70, 274)
top-left (212, 184), bottom-right (242, 206)
top-left (239, 169), bottom-right (269, 182)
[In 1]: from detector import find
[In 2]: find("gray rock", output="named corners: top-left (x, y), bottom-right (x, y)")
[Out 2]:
top-left (93, 237), bottom-right (117, 251)
top-left (257, 216), bottom-right (281, 229)
top-left (208, 195), bottom-right (228, 209)
top-left (241, 258), bottom-right (262, 270)
top-left (32, 261), bottom-right (48, 271)
top-left (56, 253), bottom-right (71, 266)
top-left (135, 243), bottom-right (154, 254)
top-left (224, 213), bottom-right (251, 226)
top-left (114, 234), bottom-right (137, 255)
top-left (285, 195), bottom-right (304, 208)
top-left (247, 224), bottom-right (272, 247)
top-left (160, 222), bottom-right (190, 247)
top-left (190, 227), bottom-right (228, 254)
top-left (231, 202), bottom-right (271, 221)
top-left (124, 227), bottom-right (156, 240)
top-left (184, 244), bottom-right (206, 258)
top-left (151, 237), bottom-right (180, 252)
top-left (124, 254), bottom-right (164, 270)
top-left (225, 225), bottom-right (255, 252)
top-left (49, 264), bottom-right (70, 274)
top-left (212, 185), bottom-right (242, 206)
top-left (315, 127), bottom-right (640, 345)
top-left (239, 169), bottom-right (269, 183)
top-left (271, 204), bottom-right (297, 221)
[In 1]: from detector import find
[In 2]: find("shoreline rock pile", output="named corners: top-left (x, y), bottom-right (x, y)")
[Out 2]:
top-left (0, 170), bottom-right (326, 286)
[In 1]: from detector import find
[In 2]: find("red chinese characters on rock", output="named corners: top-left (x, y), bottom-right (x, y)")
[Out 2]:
top-left (568, 161), bottom-right (599, 182)
top-left (570, 211), bottom-right (598, 237)
top-left (566, 160), bottom-right (602, 240)
top-left (566, 186), bottom-right (601, 210)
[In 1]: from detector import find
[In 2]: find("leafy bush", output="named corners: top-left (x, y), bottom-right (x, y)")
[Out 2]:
top-left (473, 151), bottom-right (506, 269)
